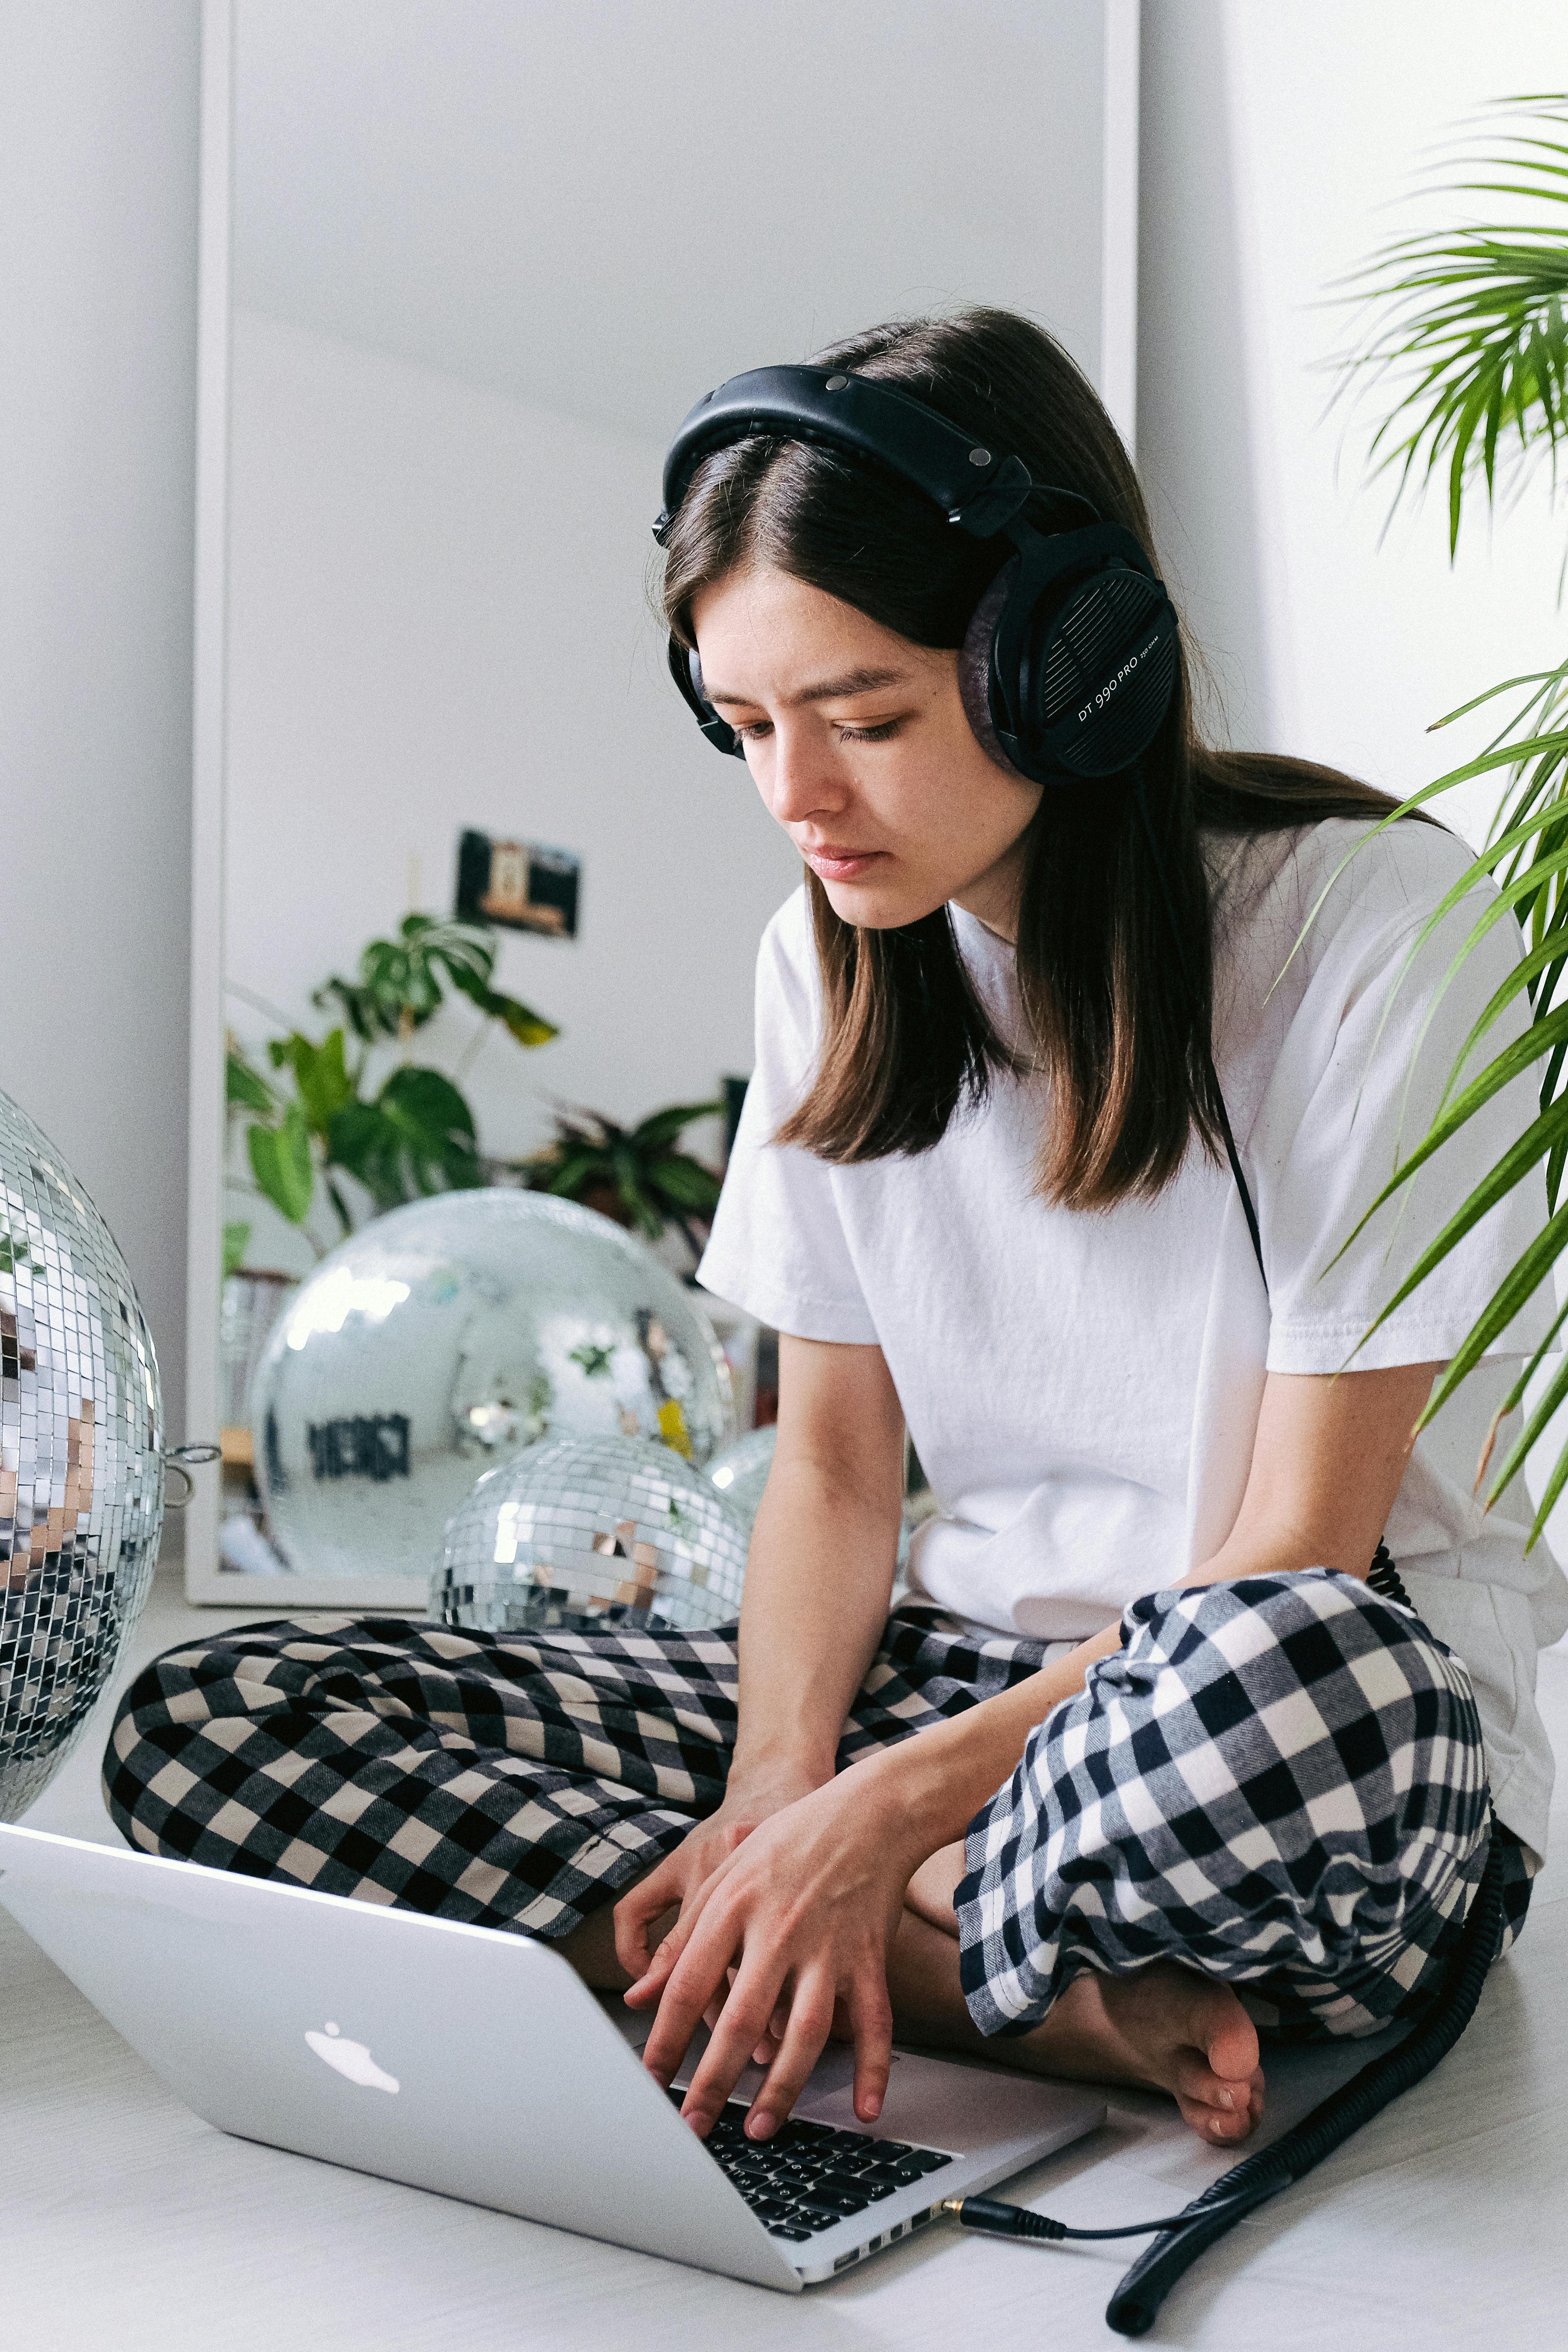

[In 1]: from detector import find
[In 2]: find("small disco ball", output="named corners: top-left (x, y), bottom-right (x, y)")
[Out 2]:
top-left (252, 1191), bottom-right (734, 1583)
top-left (430, 1432), bottom-right (750, 1635)
top-left (706, 1424), bottom-right (779, 1530)
top-left (0, 1087), bottom-right (164, 1821)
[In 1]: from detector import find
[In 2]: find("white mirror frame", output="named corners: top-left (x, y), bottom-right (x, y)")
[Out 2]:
top-left (181, 0), bottom-right (1142, 1605)
top-left (184, 0), bottom-right (235, 1605)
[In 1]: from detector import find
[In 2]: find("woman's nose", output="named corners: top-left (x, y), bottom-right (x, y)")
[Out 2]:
top-left (766, 725), bottom-right (845, 826)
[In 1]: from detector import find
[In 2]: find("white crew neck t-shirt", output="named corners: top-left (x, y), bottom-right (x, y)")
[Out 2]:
top-left (697, 818), bottom-right (1568, 1860)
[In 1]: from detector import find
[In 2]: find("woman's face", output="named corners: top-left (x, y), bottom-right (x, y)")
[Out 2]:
top-left (689, 565), bottom-right (1044, 936)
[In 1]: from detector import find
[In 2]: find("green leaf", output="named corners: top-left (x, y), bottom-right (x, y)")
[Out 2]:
top-left (248, 1102), bottom-right (315, 1225)
top-left (443, 956), bottom-right (559, 1045)
top-left (372, 1065), bottom-right (482, 1199)
top-left (615, 1178), bottom-right (664, 1239)
top-left (490, 993), bottom-right (560, 1048)
top-left (1414, 1197), bottom-right (1568, 1416)
top-left (272, 1027), bottom-right (356, 1138)
top-left (226, 1050), bottom-right (274, 1114)
top-left (222, 1221), bottom-right (251, 1279)
top-left (647, 1152), bottom-right (722, 1213)
top-left (630, 1100), bottom-right (724, 1150)
top-left (539, 1147), bottom-right (610, 1199)
top-left (1342, 1090), bottom-right (1568, 1361)
top-left (1334, 103), bottom-right (1568, 549)
top-left (1473, 1332), bottom-right (1568, 1512)
top-left (1327, 996), bottom-right (1568, 1265)
top-left (324, 1100), bottom-right (405, 1212)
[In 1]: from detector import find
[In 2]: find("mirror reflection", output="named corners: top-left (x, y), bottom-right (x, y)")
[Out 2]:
top-left (210, 0), bottom-right (1116, 1589)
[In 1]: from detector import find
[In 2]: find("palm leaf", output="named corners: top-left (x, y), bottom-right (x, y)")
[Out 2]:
top-left (1336, 103), bottom-right (1568, 551)
top-left (1327, 101), bottom-right (1568, 1542)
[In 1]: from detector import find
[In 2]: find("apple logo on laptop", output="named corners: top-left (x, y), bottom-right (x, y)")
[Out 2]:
top-left (304, 2020), bottom-right (400, 2094)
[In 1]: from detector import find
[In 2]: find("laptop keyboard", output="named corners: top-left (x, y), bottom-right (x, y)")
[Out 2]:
top-left (671, 2091), bottom-right (953, 2243)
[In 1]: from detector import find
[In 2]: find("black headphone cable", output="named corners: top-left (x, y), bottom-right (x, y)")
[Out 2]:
top-left (940, 1541), bottom-right (1506, 2336)
top-left (942, 1824), bottom-right (1504, 2336)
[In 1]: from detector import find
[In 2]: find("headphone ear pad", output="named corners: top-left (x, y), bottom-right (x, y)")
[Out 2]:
top-left (958, 562), bottom-right (1028, 779)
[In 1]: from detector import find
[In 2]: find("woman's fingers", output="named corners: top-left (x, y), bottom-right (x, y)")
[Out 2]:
top-left (624, 1857), bottom-right (737, 2010)
top-left (637, 1905), bottom-right (749, 2092)
top-left (613, 1817), bottom-right (754, 1980)
top-left (613, 1855), bottom-right (683, 1979)
top-left (622, 1896), bottom-right (699, 2008)
top-left (744, 1969), bottom-right (839, 2139)
top-left (845, 1972), bottom-right (894, 2125)
top-left (677, 1948), bottom-right (793, 2133)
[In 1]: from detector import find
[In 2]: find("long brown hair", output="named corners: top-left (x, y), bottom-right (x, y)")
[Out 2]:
top-left (660, 309), bottom-right (1406, 1209)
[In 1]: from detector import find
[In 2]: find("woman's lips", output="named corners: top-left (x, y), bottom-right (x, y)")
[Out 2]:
top-left (802, 846), bottom-right (887, 882)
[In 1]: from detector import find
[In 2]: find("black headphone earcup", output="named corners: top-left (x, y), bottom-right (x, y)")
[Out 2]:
top-left (972, 537), bottom-right (1180, 786)
top-left (1030, 568), bottom-right (1180, 778)
top-left (958, 561), bottom-right (1028, 779)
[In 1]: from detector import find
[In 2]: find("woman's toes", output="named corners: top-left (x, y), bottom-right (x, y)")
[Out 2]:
top-left (1170, 2047), bottom-right (1249, 2116)
top-left (1176, 2089), bottom-right (1256, 2143)
top-left (1194, 1994), bottom-right (1259, 2087)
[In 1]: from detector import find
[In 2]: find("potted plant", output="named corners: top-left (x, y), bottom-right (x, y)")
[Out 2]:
top-left (227, 912), bottom-right (557, 1259)
top-left (514, 1102), bottom-right (725, 1268)
top-left (1340, 95), bottom-right (1568, 1535)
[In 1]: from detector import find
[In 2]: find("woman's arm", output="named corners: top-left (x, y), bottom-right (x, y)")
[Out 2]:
top-left (629, 1357), bottom-right (1441, 2134)
top-left (612, 1333), bottom-right (905, 1975)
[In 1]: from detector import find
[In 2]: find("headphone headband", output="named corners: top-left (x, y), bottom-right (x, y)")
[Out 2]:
top-left (654, 365), bottom-right (1080, 546)
top-left (655, 359), bottom-right (1179, 794)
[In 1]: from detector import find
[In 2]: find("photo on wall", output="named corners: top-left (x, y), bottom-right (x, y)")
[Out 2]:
top-left (455, 828), bottom-right (581, 939)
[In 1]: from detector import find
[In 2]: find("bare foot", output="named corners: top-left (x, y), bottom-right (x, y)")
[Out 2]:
top-left (893, 1858), bottom-right (1265, 2148)
top-left (1022, 1963), bottom-right (1265, 2146)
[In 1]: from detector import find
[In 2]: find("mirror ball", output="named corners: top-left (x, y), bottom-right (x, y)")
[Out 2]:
top-left (431, 1431), bottom-right (750, 1635)
top-left (250, 1190), bottom-right (735, 1583)
top-left (0, 1087), bottom-right (165, 1822)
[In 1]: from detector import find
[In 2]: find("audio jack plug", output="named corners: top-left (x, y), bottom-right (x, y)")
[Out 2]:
top-left (942, 2189), bottom-right (1263, 2243)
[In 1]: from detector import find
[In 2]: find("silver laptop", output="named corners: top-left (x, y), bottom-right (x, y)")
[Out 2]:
top-left (0, 1822), bottom-right (1103, 2291)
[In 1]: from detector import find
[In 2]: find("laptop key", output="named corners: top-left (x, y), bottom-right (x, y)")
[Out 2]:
top-left (800, 2187), bottom-right (872, 2217)
top-left (767, 2224), bottom-right (813, 2242)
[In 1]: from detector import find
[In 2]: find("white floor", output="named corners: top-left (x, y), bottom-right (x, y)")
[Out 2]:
top-left (4, 1553), bottom-right (1564, 2352)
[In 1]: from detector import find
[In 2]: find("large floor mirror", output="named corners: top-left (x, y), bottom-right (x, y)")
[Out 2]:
top-left (185, 0), bottom-right (1140, 1603)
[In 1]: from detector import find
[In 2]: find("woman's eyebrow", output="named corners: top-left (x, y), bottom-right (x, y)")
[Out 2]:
top-left (704, 664), bottom-right (912, 708)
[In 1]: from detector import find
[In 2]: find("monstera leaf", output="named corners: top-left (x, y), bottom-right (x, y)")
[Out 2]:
top-left (327, 1068), bottom-right (481, 1211)
top-left (313, 913), bottom-right (556, 1048)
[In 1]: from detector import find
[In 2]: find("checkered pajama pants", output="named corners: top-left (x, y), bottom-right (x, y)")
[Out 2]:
top-left (103, 1569), bottom-right (1530, 2044)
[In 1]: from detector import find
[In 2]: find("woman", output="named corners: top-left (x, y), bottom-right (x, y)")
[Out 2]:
top-left (107, 309), bottom-right (1563, 2158)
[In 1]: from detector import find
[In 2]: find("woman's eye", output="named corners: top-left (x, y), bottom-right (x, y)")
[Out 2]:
top-left (837, 720), bottom-right (900, 744)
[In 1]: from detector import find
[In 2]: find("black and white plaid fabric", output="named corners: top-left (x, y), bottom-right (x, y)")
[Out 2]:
top-left (102, 1606), bottom-right (1040, 1938)
top-left (957, 1569), bottom-right (1529, 2042)
top-left (105, 1576), bottom-right (1531, 2039)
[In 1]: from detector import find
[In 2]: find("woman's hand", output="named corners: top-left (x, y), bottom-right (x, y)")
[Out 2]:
top-left (624, 1759), bottom-right (921, 2142)
top-left (611, 1758), bottom-right (824, 1983)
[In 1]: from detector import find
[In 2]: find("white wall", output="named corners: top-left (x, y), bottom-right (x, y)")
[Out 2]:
top-left (1139, 0), bottom-right (1566, 836)
top-left (1138, 0), bottom-right (1567, 1519)
top-left (231, 0), bottom-right (1110, 445)
top-left (224, 307), bottom-right (803, 1265)
top-left (0, 2), bottom-right (200, 1431)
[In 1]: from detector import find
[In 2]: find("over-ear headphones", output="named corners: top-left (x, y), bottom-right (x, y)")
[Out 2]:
top-left (654, 365), bottom-right (1180, 788)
